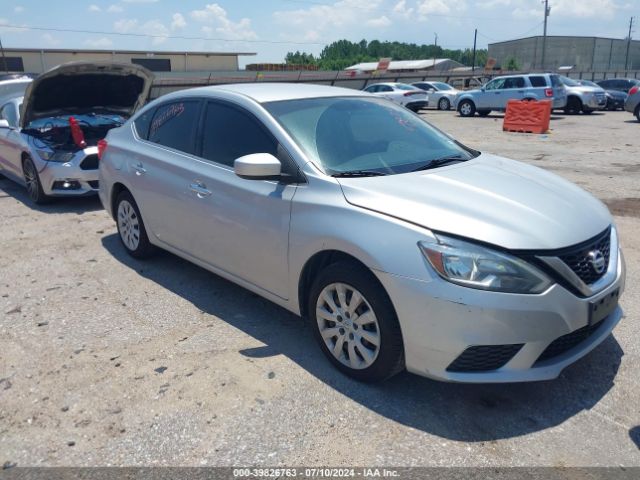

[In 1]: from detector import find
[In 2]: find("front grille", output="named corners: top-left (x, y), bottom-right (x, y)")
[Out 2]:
top-left (446, 344), bottom-right (524, 372)
top-left (595, 93), bottom-right (607, 104)
top-left (558, 228), bottom-right (611, 285)
top-left (80, 154), bottom-right (99, 170)
top-left (535, 320), bottom-right (605, 364)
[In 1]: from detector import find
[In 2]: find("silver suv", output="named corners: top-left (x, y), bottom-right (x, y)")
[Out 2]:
top-left (559, 76), bottom-right (607, 114)
top-left (455, 73), bottom-right (567, 117)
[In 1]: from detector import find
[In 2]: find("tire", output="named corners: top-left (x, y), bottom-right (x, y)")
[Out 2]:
top-left (308, 262), bottom-right (404, 382)
top-left (478, 110), bottom-right (491, 117)
top-left (582, 107), bottom-right (594, 114)
top-left (115, 190), bottom-right (156, 259)
top-left (564, 96), bottom-right (582, 115)
top-left (458, 99), bottom-right (476, 117)
top-left (635, 106), bottom-right (640, 122)
top-left (22, 156), bottom-right (50, 204)
top-left (437, 97), bottom-right (451, 110)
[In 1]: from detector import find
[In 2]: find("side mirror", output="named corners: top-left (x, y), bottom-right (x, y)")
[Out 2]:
top-left (0, 119), bottom-right (10, 129)
top-left (234, 153), bottom-right (281, 180)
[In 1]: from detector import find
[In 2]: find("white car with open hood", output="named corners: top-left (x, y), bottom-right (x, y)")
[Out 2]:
top-left (0, 62), bottom-right (153, 203)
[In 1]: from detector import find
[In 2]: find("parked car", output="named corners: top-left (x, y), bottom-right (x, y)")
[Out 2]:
top-left (579, 80), bottom-right (626, 110)
top-left (99, 83), bottom-right (625, 383)
top-left (362, 82), bottom-right (428, 111)
top-left (596, 78), bottom-right (640, 94)
top-left (454, 73), bottom-right (567, 117)
top-left (0, 62), bottom-right (153, 203)
top-left (558, 76), bottom-right (607, 114)
top-left (0, 76), bottom-right (32, 99)
top-left (624, 84), bottom-right (640, 121)
top-left (412, 81), bottom-right (460, 110)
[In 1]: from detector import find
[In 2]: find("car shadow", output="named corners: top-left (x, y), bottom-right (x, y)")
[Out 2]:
top-left (466, 113), bottom-right (566, 121)
top-left (0, 176), bottom-right (103, 214)
top-left (101, 233), bottom-right (624, 443)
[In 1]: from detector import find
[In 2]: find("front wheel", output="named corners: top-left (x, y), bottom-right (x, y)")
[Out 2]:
top-left (635, 106), bottom-right (640, 122)
top-left (22, 156), bottom-right (50, 204)
top-left (477, 110), bottom-right (492, 117)
top-left (438, 97), bottom-right (451, 110)
top-left (458, 99), bottom-right (476, 117)
top-left (309, 262), bottom-right (404, 382)
top-left (115, 190), bottom-right (156, 259)
top-left (564, 96), bottom-right (582, 114)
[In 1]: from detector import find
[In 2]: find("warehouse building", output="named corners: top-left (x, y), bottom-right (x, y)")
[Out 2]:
top-left (0, 47), bottom-right (256, 75)
top-left (488, 36), bottom-right (640, 71)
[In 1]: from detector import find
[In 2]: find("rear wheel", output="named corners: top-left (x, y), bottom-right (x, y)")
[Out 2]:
top-left (309, 262), bottom-right (404, 382)
top-left (458, 99), bottom-right (476, 117)
top-left (438, 97), bottom-right (451, 110)
top-left (115, 190), bottom-right (156, 259)
top-left (22, 156), bottom-right (50, 204)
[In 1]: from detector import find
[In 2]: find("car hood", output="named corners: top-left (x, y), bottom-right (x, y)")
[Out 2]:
top-left (0, 78), bottom-right (32, 100)
top-left (336, 154), bottom-right (612, 250)
top-left (566, 85), bottom-right (605, 94)
top-left (606, 89), bottom-right (627, 98)
top-left (20, 62), bottom-right (154, 128)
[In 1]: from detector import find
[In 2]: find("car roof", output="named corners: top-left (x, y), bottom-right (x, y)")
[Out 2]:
top-left (173, 82), bottom-right (370, 104)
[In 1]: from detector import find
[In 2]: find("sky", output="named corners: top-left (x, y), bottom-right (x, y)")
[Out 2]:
top-left (0, 0), bottom-right (637, 67)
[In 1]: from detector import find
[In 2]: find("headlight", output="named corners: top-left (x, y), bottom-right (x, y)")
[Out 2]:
top-left (36, 150), bottom-right (75, 163)
top-left (419, 235), bottom-right (552, 294)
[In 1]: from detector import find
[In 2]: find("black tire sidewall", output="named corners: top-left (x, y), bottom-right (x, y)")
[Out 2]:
top-left (22, 157), bottom-right (49, 204)
top-left (308, 262), bottom-right (404, 382)
top-left (115, 191), bottom-right (155, 259)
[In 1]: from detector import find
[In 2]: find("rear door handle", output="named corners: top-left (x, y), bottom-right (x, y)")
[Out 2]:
top-left (189, 181), bottom-right (212, 198)
top-left (133, 162), bottom-right (146, 175)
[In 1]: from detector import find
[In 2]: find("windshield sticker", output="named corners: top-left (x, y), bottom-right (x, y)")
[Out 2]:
top-left (150, 103), bottom-right (185, 136)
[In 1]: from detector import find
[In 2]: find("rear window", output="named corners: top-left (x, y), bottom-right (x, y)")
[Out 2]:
top-left (529, 76), bottom-right (547, 87)
top-left (395, 84), bottom-right (417, 91)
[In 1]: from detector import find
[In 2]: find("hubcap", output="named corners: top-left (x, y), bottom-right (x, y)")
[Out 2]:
top-left (460, 103), bottom-right (471, 115)
top-left (316, 282), bottom-right (381, 370)
top-left (23, 160), bottom-right (38, 200)
top-left (117, 200), bottom-right (140, 251)
top-left (439, 98), bottom-right (449, 109)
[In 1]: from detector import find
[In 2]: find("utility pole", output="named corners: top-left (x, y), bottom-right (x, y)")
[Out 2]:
top-left (625, 16), bottom-right (634, 71)
top-left (0, 36), bottom-right (7, 73)
top-left (434, 33), bottom-right (438, 48)
top-left (472, 28), bottom-right (477, 72)
top-left (541, 0), bottom-right (551, 70)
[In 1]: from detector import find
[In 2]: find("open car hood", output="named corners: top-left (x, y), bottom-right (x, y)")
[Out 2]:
top-left (20, 62), bottom-right (154, 128)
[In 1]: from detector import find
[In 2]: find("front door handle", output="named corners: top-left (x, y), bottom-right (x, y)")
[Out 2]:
top-left (189, 181), bottom-right (212, 198)
top-left (133, 162), bottom-right (146, 175)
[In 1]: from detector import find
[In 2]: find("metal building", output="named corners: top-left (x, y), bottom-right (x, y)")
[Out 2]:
top-left (0, 47), bottom-right (256, 75)
top-left (488, 36), bottom-right (640, 71)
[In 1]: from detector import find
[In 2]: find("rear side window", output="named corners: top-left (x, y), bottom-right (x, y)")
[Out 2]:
top-left (503, 77), bottom-right (525, 89)
top-left (134, 107), bottom-right (155, 140)
top-left (365, 85), bottom-right (378, 93)
top-left (148, 100), bottom-right (201, 154)
top-left (529, 76), bottom-right (547, 87)
top-left (200, 102), bottom-right (277, 167)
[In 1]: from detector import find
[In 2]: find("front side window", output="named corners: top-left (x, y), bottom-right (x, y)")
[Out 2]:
top-left (200, 102), bottom-right (277, 167)
top-left (148, 100), bottom-right (201, 154)
top-left (265, 97), bottom-right (476, 176)
top-left (485, 78), bottom-right (505, 90)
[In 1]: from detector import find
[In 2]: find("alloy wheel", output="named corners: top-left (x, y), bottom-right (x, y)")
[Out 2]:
top-left (316, 282), bottom-right (381, 370)
top-left (23, 160), bottom-right (39, 201)
top-left (118, 200), bottom-right (141, 251)
top-left (439, 98), bottom-right (450, 110)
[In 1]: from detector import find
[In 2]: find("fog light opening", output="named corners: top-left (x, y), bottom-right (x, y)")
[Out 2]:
top-left (52, 180), bottom-right (81, 191)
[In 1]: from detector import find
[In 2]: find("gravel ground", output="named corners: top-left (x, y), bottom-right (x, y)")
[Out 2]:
top-left (0, 108), bottom-right (639, 467)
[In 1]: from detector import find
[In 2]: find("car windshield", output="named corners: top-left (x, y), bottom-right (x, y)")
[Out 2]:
top-left (264, 96), bottom-right (476, 176)
top-left (580, 80), bottom-right (598, 87)
top-left (560, 76), bottom-right (581, 87)
top-left (432, 82), bottom-right (453, 90)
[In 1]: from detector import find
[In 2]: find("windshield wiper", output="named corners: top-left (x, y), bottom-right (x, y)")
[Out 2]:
top-left (411, 155), bottom-right (466, 172)
top-left (331, 170), bottom-right (388, 178)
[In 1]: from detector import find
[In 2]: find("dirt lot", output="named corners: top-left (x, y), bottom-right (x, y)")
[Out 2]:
top-left (1, 109), bottom-right (639, 467)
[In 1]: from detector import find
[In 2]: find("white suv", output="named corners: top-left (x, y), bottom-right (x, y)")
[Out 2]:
top-left (454, 74), bottom-right (567, 117)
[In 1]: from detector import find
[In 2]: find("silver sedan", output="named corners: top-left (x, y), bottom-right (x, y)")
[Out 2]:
top-left (99, 83), bottom-right (625, 382)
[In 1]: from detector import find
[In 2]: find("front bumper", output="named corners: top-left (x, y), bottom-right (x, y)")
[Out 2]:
top-left (37, 146), bottom-right (100, 196)
top-left (375, 249), bottom-right (625, 383)
top-left (584, 94), bottom-right (607, 110)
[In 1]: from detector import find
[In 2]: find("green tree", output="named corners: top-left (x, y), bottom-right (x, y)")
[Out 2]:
top-left (505, 56), bottom-right (521, 71)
